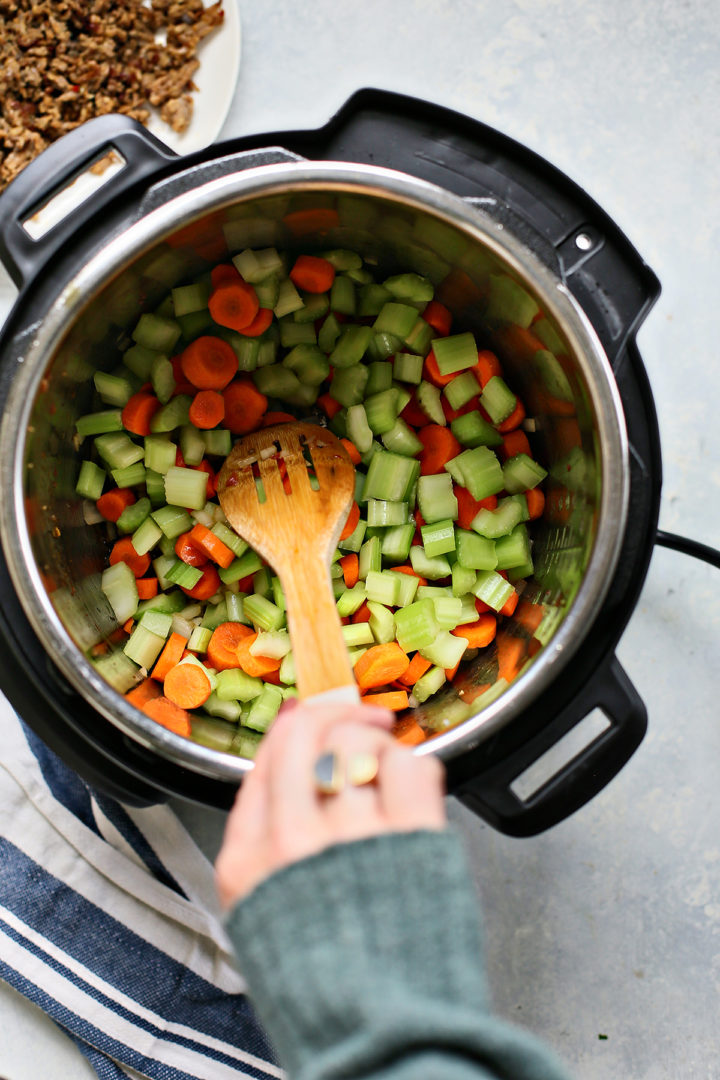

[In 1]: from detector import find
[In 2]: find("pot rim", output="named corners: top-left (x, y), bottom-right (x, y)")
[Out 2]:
top-left (0, 159), bottom-right (629, 780)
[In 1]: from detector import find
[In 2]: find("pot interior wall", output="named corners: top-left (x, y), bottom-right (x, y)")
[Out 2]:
top-left (22, 183), bottom-right (603, 753)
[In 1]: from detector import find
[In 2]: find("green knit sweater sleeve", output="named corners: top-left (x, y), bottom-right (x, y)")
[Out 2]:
top-left (225, 829), bottom-right (573, 1080)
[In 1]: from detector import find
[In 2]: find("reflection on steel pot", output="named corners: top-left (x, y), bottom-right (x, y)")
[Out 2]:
top-left (0, 92), bottom-right (662, 834)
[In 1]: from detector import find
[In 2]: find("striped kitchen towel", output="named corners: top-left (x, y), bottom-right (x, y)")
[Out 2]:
top-left (0, 693), bottom-right (281, 1080)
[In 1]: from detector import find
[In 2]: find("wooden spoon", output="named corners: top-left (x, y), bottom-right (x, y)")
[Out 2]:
top-left (216, 422), bottom-right (360, 704)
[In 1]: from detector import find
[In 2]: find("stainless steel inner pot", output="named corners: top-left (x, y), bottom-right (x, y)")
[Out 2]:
top-left (0, 161), bottom-right (629, 782)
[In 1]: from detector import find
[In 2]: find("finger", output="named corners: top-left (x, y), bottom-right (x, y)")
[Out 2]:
top-left (378, 746), bottom-right (447, 832)
top-left (316, 721), bottom-right (398, 840)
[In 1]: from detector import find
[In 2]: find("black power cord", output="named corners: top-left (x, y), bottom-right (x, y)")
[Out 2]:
top-left (655, 530), bottom-right (720, 570)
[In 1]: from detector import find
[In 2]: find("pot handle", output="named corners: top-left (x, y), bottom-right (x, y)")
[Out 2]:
top-left (0, 115), bottom-right (177, 289)
top-left (451, 655), bottom-right (646, 837)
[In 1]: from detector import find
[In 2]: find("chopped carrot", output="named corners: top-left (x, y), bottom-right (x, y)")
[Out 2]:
top-left (340, 437), bottom-right (362, 465)
top-left (135, 577), bottom-right (159, 600)
top-left (417, 424), bottom-right (461, 475)
top-left (122, 618), bottom-right (135, 634)
top-left (208, 279), bottom-right (259, 332)
top-left (238, 307), bottom-right (274, 338)
top-left (525, 487), bottom-right (545, 520)
top-left (235, 631), bottom-right (282, 678)
top-left (121, 391), bottom-right (161, 437)
top-left (339, 501), bottom-right (360, 541)
top-left (222, 378), bottom-right (268, 435)
top-left (401, 392), bottom-right (433, 428)
top-left (193, 459), bottom-right (217, 499)
top-left (496, 634), bottom-right (526, 682)
top-left (207, 621), bottom-right (253, 671)
top-left (472, 350), bottom-right (502, 389)
top-left (397, 652), bottom-right (432, 687)
top-left (361, 690), bottom-right (410, 711)
top-left (514, 599), bottom-right (545, 637)
top-left (170, 355), bottom-right (196, 395)
top-left (211, 263), bottom-right (241, 288)
top-left (262, 411), bottom-right (296, 426)
top-left (180, 563), bottom-right (221, 600)
top-left (422, 300), bottom-right (452, 336)
top-left (90, 642), bottom-right (108, 660)
top-left (445, 660), bottom-right (462, 681)
top-left (180, 335), bottom-right (238, 391)
top-left (423, 349), bottom-right (455, 387)
top-left (351, 601), bottom-right (372, 624)
top-left (164, 661), bottom-right (212, 709)
top-left (500, 590), bottom-right (520, 618)
top-left (461, 681), bottom-right (493, 704)
top-left (188, 390), bottom-right (225, 429)
top-left (390, 565), bottom-right (428, 586)
top-left (499, 428), bottom-right (531, 462)
top-left (289, 254), bottom-right (336, 294)
top-left (339, 552), bottom-right (359, 588)
top-left (125, 678), bottom-right (162, 708)
top-left (494, 323), bottom-right (546, 360)
top-left (152, 632), bottom-right (190, 682)
top-left (497, 397), bottom-right (526, 433)
top-left (354, 642), bottom-right (411, 691)
top-left (283, 207), bottom-right (340, 236)
top-left (141, 695), bottom-right (192, 737)
top-left (452, 613), bottom-right (497, 649)
top-left (455, 486), bottom-right (498, 531)
top-left (441, 395), bottom-right (480, 424)
top-left (109, 537), bottom-right (151, 578)
top-left (393, 715), bottom-right (427, 746)
top-left (317, 392), bottom-right (342, 418)
top-left (188, 522), bottom-right (235, 569)
top-left (174, 531), bottom-right (208, 567)
top-left (475, 596), bottom-right (492, 614)
top-left (96, 488), bottom-right (135, 523)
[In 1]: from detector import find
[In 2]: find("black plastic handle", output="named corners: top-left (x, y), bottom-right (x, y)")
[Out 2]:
top-left (453, 656), bottom-right (646, 837)
top-left (0, 115), bottom-right (177, 289)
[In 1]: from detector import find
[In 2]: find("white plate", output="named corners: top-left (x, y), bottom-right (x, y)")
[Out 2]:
top-left (0, 0), bottom-right (242, 326)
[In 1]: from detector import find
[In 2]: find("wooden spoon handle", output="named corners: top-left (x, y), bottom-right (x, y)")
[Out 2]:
top-left (279, 556), bottom-right (358, 701)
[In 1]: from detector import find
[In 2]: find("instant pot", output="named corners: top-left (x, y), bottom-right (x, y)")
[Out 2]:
top-left (0, 90), bottom-right (676, 835)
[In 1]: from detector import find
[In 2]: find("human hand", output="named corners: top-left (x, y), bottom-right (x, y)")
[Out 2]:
top-left (215, 699), bottom-right (447, 909)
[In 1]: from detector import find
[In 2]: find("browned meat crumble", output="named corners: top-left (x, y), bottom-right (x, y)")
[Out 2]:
top-left (0, 0), bottom-right (224, 191)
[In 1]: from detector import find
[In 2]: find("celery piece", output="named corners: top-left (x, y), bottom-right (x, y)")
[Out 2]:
top-left (158, 534), bottom-right (176, 558)
top-left (150, 505), bottom-right (193, 539)
top-left (446, 447), bottom-right (504, 501)
top-left (123, 343), bottom-right (161, 381)
top-left (484, 274), bottom-right (539, 328)
top-left (75, 409), bottom-right (124, 437)
top-left (480, 375), bottom-right (517, 425)
top-left (387, 569), bottom-right (420, 608)
top-left (336, 585), bottom-right (368, 617)
top-left (393, 352), bottom-right (423, 385)
top-left (152, 555), bottom-right (179, 591)
top-left (245, 684), bottom-right (283, 733)
top-left (452, 563), bottom-right (477, 597)
top-left (342, 622), bottom-right (375, 647)
top-left (123, 624), bottom-right (165, 668)
top-left (381, 418), bottom-right (423, 457)
top-left (358, 283), bottom-right (392, 317)
top-left (416, 380), bottom-right (446, 425)
top-left (322, 249), bottom-right (363, 271)
top-left (187, 626), bottom-right (212, 653)
top-left (330, 276), bottom-right (356, 315)
top-left (364, 389), bottom-right (400, 436)
top-left (274, 277), bottom-right (304, 318)
top-left (164, 465), bottom-right (208, 511)
top-left (110, 462), bottom-right (146, 488)
top-left (250, 630), bottom-right (291, 660)
top-left (380, 523), bottom-right (415, 563)
top-left (272, 577), bottom-right (286, 613)
top-left (417, 472), bottom-right (458, 524)
top-left (416, 585), bottom-right (453, 601)
top-left (457, 595), bottom-right (480, 623)
top-left (420, 629), bottom-right (467, 670)
top-left (202, 428), bottom-right (232, 457)
top-left (345, 403), bottom-right (373, 454)
top-left (432, 332), bottom-right (477, 376)
top-left (358, 535), bottom-right (382, 580)
top-left (365, 361), bottom-right (394, 396)
top-left (216, 667), bottom-right (264, 703)
top-left (366, 332), bottom-right (403, 362)
top-left (365, 570), bottom-right (401, 607)
top-left (138, 609), bottom-right (173, 638)
top-left (450, 410), bottom-right (503, 448)
top-left (230, 727), bottom-right (263, 759)
top-left (421, 519), bottom-right (456, 558)
top-left (508, 558), bottom-right (535, 583)
top-left (394, 598), bottom-right (439, 652)
top-left (149, 355), bottom-right (175, 405)
top-left (329, 325), bottom-right (373, 369)
top-left (362, 450), bottom-right (417, 503)
top-left (256, 334), bottom-right (278, 369)
top-left (471, 499), bottom-right (524, 540)
top-left (413, 665), bottom-right (447, 704)
top-left (219, 550), bottom-right (264, 584)
top-left (243, 593), bottom-right (284, 632)
top-left (117, 496), bottom-right (151, 535)
top-left (144, 435), bottom-right (177, 475)
top-left (472, 570), bottom-right (515, 612)
top-left (278, 651), bottom-right (296, 686)
top-left (94, 432), bottom-right (144, 470)
top-left (93, 370), bottom-right (133, 408)
top-left (318, 312), bottom-right (341, 354)
top-left (503, 453), bottom-right (548, 494)
top-left (283, 344), bottom-right (329, 386)
top-left (101, 562), bottom-right (138, 625)
top-left (338, 516), bottom-right (367, 554)
top-left (201, 599), bottom-right (228, 631)
top-left (171, 281), bottom-right (210, 317)
top-left (131, 516), bottom-right (162, 557)
top-left (132, 313), bottom-right (182, 354)
top-left (432, 596), bottom-right (464, 632)
top-left (225, 591), bottom-right (249, 624)
top-left (252, 567), bottom-right (271, 598)
top-left (166, 560), bottom-right (203, 590)
top-left (443, 371), bottom-right (479, 412)
top-left (383, 272), bottom-right (434, 304)
top-left (409, 546), bottom-right (452, 580)
top-left (280, 317), bottom-right (317, 346)
top-left (145, 470), bottom-right (167, 506)
top-left (455, 528), bottom-right (497, 571)
top-left (403, 316), bottom-right (433, 356)
top-left (211, 522), bottom-right (248, 558)
top-left (150, 394), bottom-right (191, 434)
top-left (232, 247), bottom-right (283, 283)
top-left (494, 524), bottom-right (532, 570)
top-left (229, 334), bottom-right (260, 372)
top-left (253, 364), bottom-right (300, 401)
top-left (178, 310), bottom-right (213, 340)
top-left (195, 703), bottom-right (241, 732)
top-left (366, 499), bottom-right (408, 527)
top-left (75, 460), bottom-right (105, 501)
top-left (367, 601), bottom-right (395, 644)
top-left (94, 648), bottom-right (143, 694)
top-left (373, 302), bottom-right (418, 339)
top-left (179, 424), bottom-right (206, 466)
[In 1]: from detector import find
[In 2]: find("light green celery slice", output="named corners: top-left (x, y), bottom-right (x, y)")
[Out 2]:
top-left (101, 562), bottom-right (138, 625)
top-left (367, 601), bottom-right (395, 644)
top-left (342, 622), bottom-right (375, 647)
top-left (413, 665), bottom-right (446, 703)
top-left (419, 629), bottom-right (467, 670)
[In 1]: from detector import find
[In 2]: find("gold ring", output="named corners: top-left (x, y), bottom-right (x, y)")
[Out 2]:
top-left (313, 751), bottom-right (380, 795)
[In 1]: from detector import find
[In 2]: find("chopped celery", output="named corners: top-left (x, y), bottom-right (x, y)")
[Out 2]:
top-left (366, 499), bottom-right (408, 527)
top-left (95, 432), bottom-right (144, 470)
top-left (421, 519), bottom-right (456, 558)
top-left (450, 411), bottom-right (503, 448)
top-left (345, 403), bottom-right (373, 454)
top-left (494, 524), bottom-right (532, 570)
top-left (216, 667), bottom-right (264, 702)
top-left (243, 593), bottom-right (284, 632)
top-left (420, 629), bottom-right (467, 670)
top-left (144, 435), bottom-right (177, 475)
top-left (362, 450), bottom-right (417, 502)
top-left (338, 516), bottom-right (367, 553)
top-left (409, 546), bottom-right (452, 580)
top-left (250, 630), bottom-right (291, 659)
top-left (432, 332), bottom-right (477, 376)
top-left (452, 563), bottom-right (477, 597)
top-left (172, 281), bottom-right (210, 316)
top-left (416, 380), bottom-right (446, 425)
top-left (471, 497), bottom-right (524, 539)
top-left (330, 276), bottom-right (355, 315)
top-left (150, 395), bottom-right (191, 434)
top-left (245, 684), bottom-right (283, 732)
top-left (432, 596), bottom-right (464, 631)
top-left (443, 371), bottom-right (479, 411)
top-left (480, 375), bottom-right (517, 425)
top-left (336, 584), bottom-right (368, 617)
top-left (393, 352), bottom-right (423, 384)
top-left (383, 272), bottom-right (434, 304)
top-left (365, 361), bottom-right (394, 396)
top-left (76, 409), bottom-right (124, 437)
top-left (329, 325), bottom-right (373, 368)
top-left (211, 522), bottom-right (248, 558)
top-left (164, 466), bottom-right (208, 510)
top-left (132, 312), bottom-right (181, 354)
top-left (381, 418), bottom-right (423, 457)
top-left (132, 516), bottom-right (162, 556)
top-left (111, 462), bottom-right (146, 489)
top-left (202, 428), bottom-right (232, 457)
top-left (101, 562), bottom-right (138, 625)
top-left (367, 601), bottom-right (395, 644)
top-left (380, 523), bottom-right (415, 563)
top-left (76, 460), bottom-right (105, 500)
top-left (365, 570), bottom-right (401, 607)
top-left (117, 496), bottom-right (151, 535)
top-left (445, 446), bottom-right (504, 501)
top-left (166, 560), bottom-right (203, 589)
top-left (373, 302), bottom-right (418, 339)
top-left (329, 364), bottom-right (368, 407)
top-left (124, 624), bottom-right (166, 668)
top-left (358, 535), bottom-right (382, 580)
top-left (394, 598), bottom-right (439, 652)
top-left (417, 473), bottom-right (458, 524)
top-left (413, 665), bottom-right (447, 703)
top-left (472, 570), bottom-right (515, 612)
top-left (503, 453), bottom-right (548, 494)
top-left (151, 505), bottom-right (194, 539)
top-left (180, 424), bottom-right (206, 466)
top-left (280, 318), bottom-right (317, 347)
top-left (93, 370), bottom-right (133, 407)
top-left (187, 626), bottom-right (213, 653)
top-left (219, 550), bottom-right (264, 583)
top-left (342, 622), bottom-right (375, 647)
top-left (455, 528), bottom-right (497, 571)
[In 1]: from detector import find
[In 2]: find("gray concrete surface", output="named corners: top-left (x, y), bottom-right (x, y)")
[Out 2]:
top-left (0, 1), bottom-right (718, 1077)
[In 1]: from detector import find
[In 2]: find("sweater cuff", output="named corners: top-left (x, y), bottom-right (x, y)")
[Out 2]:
top-left (225, 828), bottom-right (489, 1074)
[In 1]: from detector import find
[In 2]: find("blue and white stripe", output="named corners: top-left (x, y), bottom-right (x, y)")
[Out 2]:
top-left (0, 696), bottom-right (282, 1079)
